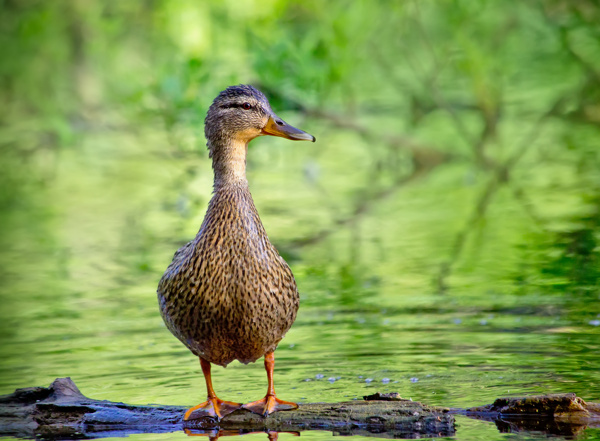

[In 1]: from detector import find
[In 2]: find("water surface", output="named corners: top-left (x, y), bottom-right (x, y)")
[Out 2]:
top-left (1, 124), bottom-right (599, 441)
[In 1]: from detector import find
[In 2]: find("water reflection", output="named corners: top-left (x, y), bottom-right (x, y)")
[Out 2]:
top-left (184, 429), bottom-right (295, 441)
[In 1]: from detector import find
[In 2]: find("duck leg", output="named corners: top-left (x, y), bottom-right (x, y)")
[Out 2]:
top-left (242, 352), bottom-right (298, 417)
top-left (184, 358), bottom-right (243, 421)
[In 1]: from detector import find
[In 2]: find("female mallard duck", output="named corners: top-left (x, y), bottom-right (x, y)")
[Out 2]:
top-left (157, 85), bottom-right (315, 421)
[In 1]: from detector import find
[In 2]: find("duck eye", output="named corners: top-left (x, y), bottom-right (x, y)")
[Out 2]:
top-left (241, 102), bottom-right (251, 110)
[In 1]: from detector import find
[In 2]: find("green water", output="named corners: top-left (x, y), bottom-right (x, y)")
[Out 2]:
top-left (1, 123), bottom-right (599, 440)
top-left (2, 1), bottom-right (600, 439)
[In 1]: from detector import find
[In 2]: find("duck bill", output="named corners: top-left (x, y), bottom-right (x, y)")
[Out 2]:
top-left (262, 115), bottom-right (316, 142)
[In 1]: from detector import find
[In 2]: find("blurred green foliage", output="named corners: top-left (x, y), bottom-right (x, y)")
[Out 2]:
top-left (0, 0), bottom-right (599, 414)
top-left (6, 0), bottom-right (598, 284)
top-left (2, 0), bottom-right (600, 313)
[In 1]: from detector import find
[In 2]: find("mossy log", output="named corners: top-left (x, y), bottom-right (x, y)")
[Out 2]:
top-left (0, 378), bottom-right (453, 439)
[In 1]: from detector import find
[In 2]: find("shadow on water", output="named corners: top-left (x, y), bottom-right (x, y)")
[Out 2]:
top-left (183, 429), bottom-right (293, 440)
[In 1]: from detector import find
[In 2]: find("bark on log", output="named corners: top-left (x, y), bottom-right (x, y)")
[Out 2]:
top-left (464, 393), bottom-right (600, 438)
top-left (0, 378), bottom-right (453, 439)
top-left (2, 378), bottom-right (600, 439)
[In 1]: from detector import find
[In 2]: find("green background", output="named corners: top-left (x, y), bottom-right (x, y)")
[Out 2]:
top-left (1, 1), bottom-right (599, 440)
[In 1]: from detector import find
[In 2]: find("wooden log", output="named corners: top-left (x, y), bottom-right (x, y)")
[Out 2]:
top-left (3, 378), bottom-right (599, 439)
top-left (0, 378), bottom-right (454, 439)
top-left (464, 393), bottom-right (600, 438)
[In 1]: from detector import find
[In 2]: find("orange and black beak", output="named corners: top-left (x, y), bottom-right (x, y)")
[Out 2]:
top-left (262, 115), bottom-right (315, 142)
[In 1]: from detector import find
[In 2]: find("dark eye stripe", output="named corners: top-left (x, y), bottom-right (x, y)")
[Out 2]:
top-left (220, 102), bottom-right (250, 109)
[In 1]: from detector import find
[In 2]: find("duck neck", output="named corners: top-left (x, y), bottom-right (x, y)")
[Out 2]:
top-left (209, 138), bottom-right (249, 190)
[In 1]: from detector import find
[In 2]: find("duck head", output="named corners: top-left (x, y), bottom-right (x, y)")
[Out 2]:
top-left (207, 84), bottom-right (315, 146)
top-left (205, 85), bottom-right (315, 184)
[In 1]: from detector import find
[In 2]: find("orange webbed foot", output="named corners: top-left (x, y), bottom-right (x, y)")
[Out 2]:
top-left (184, 397), bottom-right (243, 422)
top-left (242, 394), bottom-right (298, 417)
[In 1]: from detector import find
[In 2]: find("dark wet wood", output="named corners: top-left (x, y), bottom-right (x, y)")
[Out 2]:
top-left (464, 393), bottom-right (600, 437)
top-left (0, 378), bottom-right (453, 439)
top-left (2, 378), bottom-right (600, 439)
top-left (0, 378), bottom-right (183, 439)
top-left (467, 392), bottom-right (600, 420)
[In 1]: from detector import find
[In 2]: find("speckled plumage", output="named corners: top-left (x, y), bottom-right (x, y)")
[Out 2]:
top-left (157, 182), bottom-right (299, 366)
top-left (157, 85), bottom-right (306, 370)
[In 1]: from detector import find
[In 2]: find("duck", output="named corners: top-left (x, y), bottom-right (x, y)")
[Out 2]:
top-left (157, 84), bottom-right (315, 422)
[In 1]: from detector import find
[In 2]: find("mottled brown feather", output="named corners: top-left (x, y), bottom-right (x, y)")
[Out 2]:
top-left (157, 85), bottom-right (300, 367)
